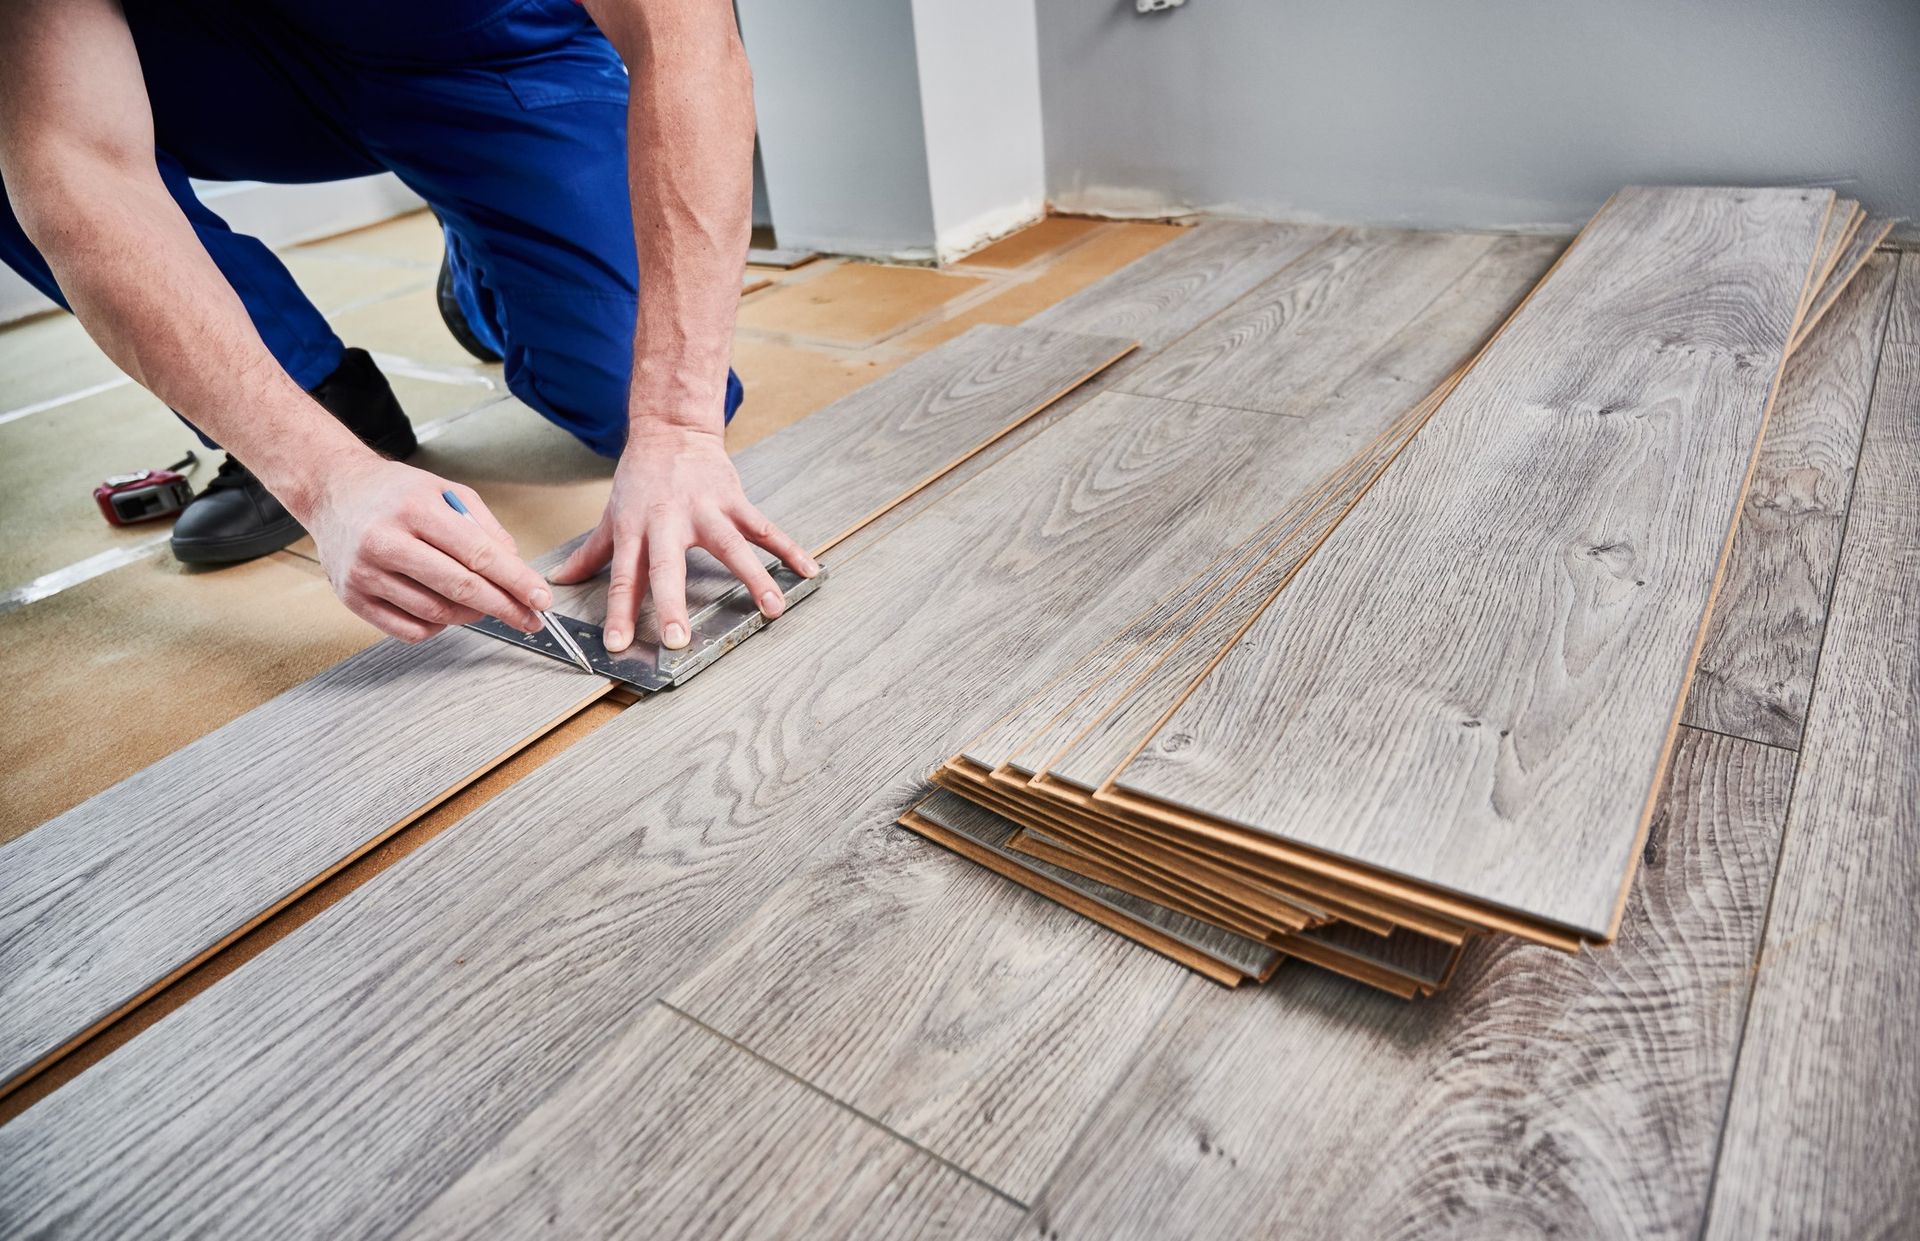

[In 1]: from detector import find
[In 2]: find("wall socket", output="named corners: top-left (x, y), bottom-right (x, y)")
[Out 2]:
top-left (1137, 0), bottom-right (1187, 12)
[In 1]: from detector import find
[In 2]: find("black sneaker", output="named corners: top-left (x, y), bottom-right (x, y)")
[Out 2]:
top-left (169, 348), bottom-right (417, 565)
top-left (437, 247), bottom-right (503, 363)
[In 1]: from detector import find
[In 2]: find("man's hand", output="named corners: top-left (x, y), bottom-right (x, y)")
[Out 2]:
top-left (551, 424), bottom-right (816, 652)
top-left (300, 457), bottom-right (554, 644)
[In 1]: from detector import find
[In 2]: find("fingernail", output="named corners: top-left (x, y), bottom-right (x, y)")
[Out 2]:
top-left (606, 629), bottom-right (628, 651)
top-left (759, 589), bottom-right (785, 617)
top-left (663, 622), bottom-right (689, 649)
top-left (800, 557), bottom-right (820, 578)
top-left (531, 587), bottom-right (553, 610)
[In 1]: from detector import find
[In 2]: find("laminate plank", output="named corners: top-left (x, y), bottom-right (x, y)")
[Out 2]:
top-left (1793, 216), bottom-right (1897, 352)
top-left (398, 1003), bottom-right (1021, 1241)
top-left (908, 792), bottom-right (1276, 978)
top-left (1118, 228), bottom-right (1498, 414)
top-left (658, 392), bottom-right (1411, 1200)
top-left (0, 322), bottom-right (1128, 1103)
top-left (1681, 254), bottom-right (1897, 746)
top-left (547, 323), bottom-right (1134, 622)
top-left (1048, 235), bottom-right (1566, 789)
top-left (1028, 727), bottom-right (1795, 1240)
top-left (0, 633), bottom-right (611, 1101)
top-left (1704, 257), bottom-right (1920, 1240)
top-left (0, 393), bottom-right (1320, 1236)
top-left (1116, 186), bottom-right (1831, 940)
top-left (1025, 220), bottom-right (1338, 352)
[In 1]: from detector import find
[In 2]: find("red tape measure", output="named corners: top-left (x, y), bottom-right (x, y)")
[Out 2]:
top-left (95, 452), bottom-right (199, 526)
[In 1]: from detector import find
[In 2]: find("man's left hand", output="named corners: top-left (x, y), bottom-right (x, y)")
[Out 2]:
top-left (551, 424), bottom-right (817, 652)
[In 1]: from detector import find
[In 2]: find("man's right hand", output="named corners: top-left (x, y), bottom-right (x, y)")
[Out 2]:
top-left (298, 456), bottom-right (554, 644)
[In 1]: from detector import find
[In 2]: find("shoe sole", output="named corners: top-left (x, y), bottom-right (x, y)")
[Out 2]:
top-left (171, 513), bottom-right (308, 565)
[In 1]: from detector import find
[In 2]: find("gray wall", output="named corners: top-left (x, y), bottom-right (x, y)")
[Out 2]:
top-left (1039, 0), bottom-right (1920, 232)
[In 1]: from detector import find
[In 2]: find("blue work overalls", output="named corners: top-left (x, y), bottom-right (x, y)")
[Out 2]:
top-left (0, 0), bottom-right (741, 457)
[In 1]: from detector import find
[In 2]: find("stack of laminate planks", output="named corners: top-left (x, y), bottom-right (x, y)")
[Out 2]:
top-left (905, 185), bottom-right (1893, 994)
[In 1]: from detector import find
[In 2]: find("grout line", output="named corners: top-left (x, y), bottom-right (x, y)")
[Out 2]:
top-left (1693, 252), bottom-right (1904, 1241)
top-left (656, 1000), bottom-right (1031, 1211)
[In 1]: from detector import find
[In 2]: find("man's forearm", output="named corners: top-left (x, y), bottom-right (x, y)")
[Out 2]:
top-left (10, 155), bottom-right (372, 518)
top-left (590, 0), bottom-right (756, 437)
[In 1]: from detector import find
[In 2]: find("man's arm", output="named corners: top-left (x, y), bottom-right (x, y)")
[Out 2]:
top-left (558, 0), bottom-right (816, 653)
top-left (0, 0), bottom-right (552, 642)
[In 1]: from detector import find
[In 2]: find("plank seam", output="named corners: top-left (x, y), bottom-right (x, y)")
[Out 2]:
top-left (655, 1000), bottom-right (1032, 1211)
top-left (1692, 249), bottom-right (1907, 1239)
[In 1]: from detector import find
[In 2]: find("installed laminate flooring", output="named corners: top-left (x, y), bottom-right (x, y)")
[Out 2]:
top-left (1704, 254), bottom-right (1920, 1240)
top-left (0, 322), bottom-right (1126, 1106)
top-left (398, 1003), bottom-right (1020, 1241)
top-left (1116, 186), bottom-right (1832, 940)
top-left (0, 393), bottom-right (1339, 1235)
top-left (1025, 728), bottom-right (1796, 1240)
top-left (1682, 254), bottom-right (1898, 747)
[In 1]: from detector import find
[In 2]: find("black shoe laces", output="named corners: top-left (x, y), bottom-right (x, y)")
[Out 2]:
top-left (203, 455), bottom-right (257, 494)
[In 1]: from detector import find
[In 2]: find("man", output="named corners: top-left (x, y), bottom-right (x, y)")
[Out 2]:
top-left (0, 0), bottom-right (816, 654)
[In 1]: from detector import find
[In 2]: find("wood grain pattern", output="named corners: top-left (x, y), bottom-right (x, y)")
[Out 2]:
top-left (1050, 235), bottom-right (1565, 789)
top-left (548, 323), bottom-right (1134, 624)
top-left (399, 1003), bottom-right (1022, 1241)
top-left (1117, 186), bottom-right (1830, 939)
top-left (1120, 229), bottom-right (1497, 414)
top-left (1028, 728), bottom-right (1795, 1240)
top-left (1704, 256), bottom-right (1920, 1240)
top-left (0, 394), bottom-right (1322, 1235)
top-left (0, 322), bottom-right (1127, 1104)
top-left (1793, 216), bottom-right (1897, 352)
top-left (0, 634), bottom-right (610, 1098)
top-left (909, 792), bottom-right (1276, 977)
top-left (1681, 254), bottom-right (1897, 746)
top-left (1026, 220), bottom-right (1338, 352)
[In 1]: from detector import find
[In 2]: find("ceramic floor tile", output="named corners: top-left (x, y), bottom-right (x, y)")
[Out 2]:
top-left (728, 336), bottom-right (904, 450)
top-left (955, 216), bottom-right (1106, 269)
top-left (292, 209), bottom-right (443, 269)
top-left (0, 550), bottom-right (376, 843)
top-left (909, 221), bottom-right (1188, 347)
top-left (735, 261), bottom-right (987, 346)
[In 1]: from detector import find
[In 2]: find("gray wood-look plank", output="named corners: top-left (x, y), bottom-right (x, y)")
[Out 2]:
top-left (1026, 727), bottom-right (1795, 1240)
top-left (1704, 255), bottom-right (1920, 1240)
top-left (0, 630), bottom-right (610, 1098)
top-left (0, 393), bottom-right (1318, 1236)
top-left (398, 1003), bottom-right (1020, 1241)
top-left (0, 322), bottom-right (1126, 1105)
top-left (547, 323), bottom-right (1133, 625)
top-left (1050, 235), bottom-right (1565, 788)
top-left (1117, 186), bottom-right (1832, 939)
top-left (1793, 216), bottom-right (1897, 352)
top-left (1118, 228), bottom-right (1497, 414)
top-left (1681, 254), bottom-right (1897, 747)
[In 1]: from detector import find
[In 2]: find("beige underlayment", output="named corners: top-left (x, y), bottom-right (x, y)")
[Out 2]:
top-left (0, 210), bottom-right (1184, 844)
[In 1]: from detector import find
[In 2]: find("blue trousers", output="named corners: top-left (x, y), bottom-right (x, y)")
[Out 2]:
top-left (0, 0), bottom-right (740, 457)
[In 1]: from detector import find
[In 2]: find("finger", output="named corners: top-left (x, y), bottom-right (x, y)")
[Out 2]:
top-left (449, 484), bottom-right (520, 555)
top-left (730, 500), bottom-right (818, 578)
top-left (369, 570), bottom-right (486, 630)
top-left (386, 536), bottom-right (544, 633)
top-left (648, 523), bottom-right (692, 650)
top-left (700, 519), bottom-right (786, 619)
top-left (347, 592), bottom-right (442, 644)
top-left (415, 504), bottom-right (553, 615)
top-left (603, 528), bottom-right (647, 652)
top-left (552, 516), bottom-right (614, 585)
